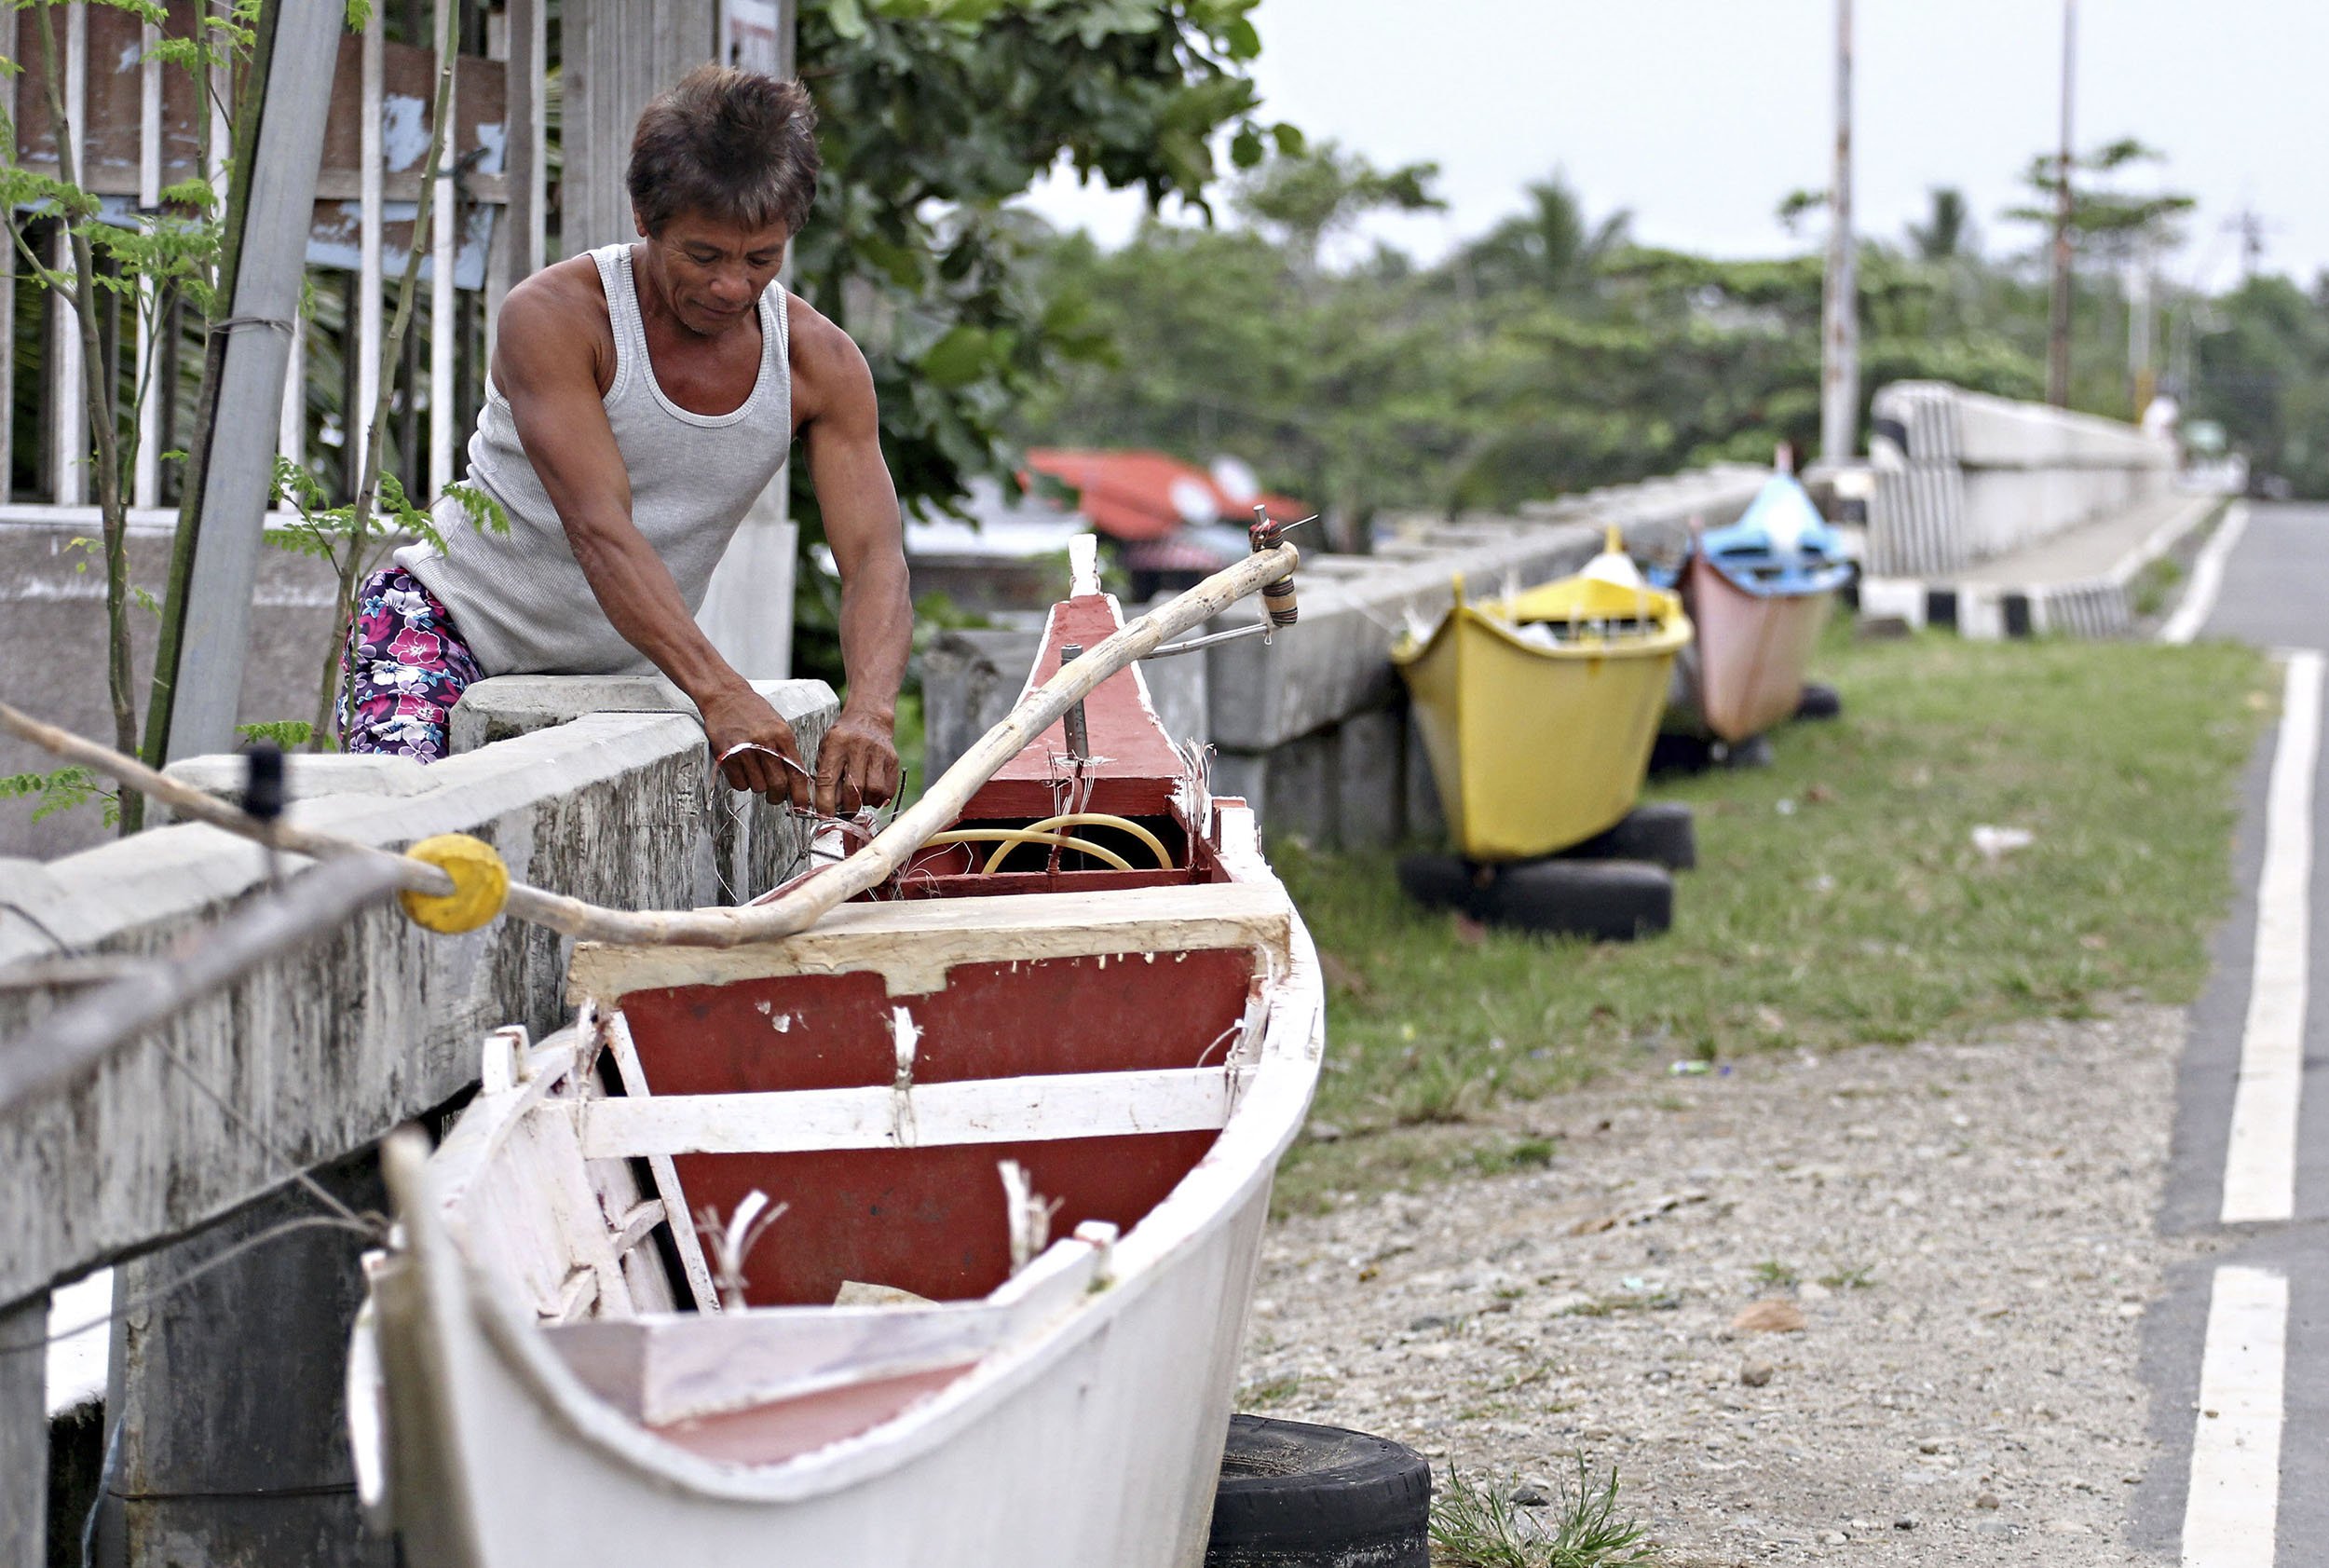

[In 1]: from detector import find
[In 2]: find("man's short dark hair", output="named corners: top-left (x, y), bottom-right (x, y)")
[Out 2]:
top-left (629, 65), bottom-right (819, 237)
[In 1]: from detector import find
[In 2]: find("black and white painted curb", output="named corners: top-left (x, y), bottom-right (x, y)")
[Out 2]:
top-left (1855, 496), bottom-right (2230, 641)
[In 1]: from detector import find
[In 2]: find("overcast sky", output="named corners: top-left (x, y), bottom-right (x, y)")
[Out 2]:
top-left (1020, 0), bottom-right (2327, 293)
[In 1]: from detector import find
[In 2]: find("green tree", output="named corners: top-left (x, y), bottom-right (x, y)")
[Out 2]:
top-left (2192, 273), bottom-right (2329, 498)
top-left (1906, 186), bottom-right (1978, 262)
top-left (785, 0), bottom-right (1294, 678)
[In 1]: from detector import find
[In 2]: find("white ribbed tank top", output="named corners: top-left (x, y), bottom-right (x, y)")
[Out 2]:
top-left (396, 241), bottom-right (792, 675)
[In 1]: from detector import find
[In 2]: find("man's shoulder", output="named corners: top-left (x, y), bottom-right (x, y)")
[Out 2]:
top-left (783, 291), bottom-right (871, 407)
top-left (502, 253), bottom-right (614, 337)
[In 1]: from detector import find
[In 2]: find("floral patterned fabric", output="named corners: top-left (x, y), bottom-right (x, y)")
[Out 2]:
top-left (337, 566), bottom-right (485, 761)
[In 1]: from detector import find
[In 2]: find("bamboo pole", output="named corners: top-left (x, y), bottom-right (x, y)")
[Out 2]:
top-left (1, 544), bottom-right (1298, 949)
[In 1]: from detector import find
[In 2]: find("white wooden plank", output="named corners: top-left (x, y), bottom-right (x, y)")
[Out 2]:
top-left (205, 11), bottom-right (228, 201)
top-left (357, 6), bottom-right (384, 463)
top-left (522, 0), bottom-right (547, 272)
top-left (605, 1015), bottom-right (724, 1315)
top-left (139, 19), bottom-right (162, 208)
top-left (137, 18), bottom-right (160, 507)
top-left (49, 7), bottom-right (89, 508)
top-left (49, 231), bottom-right (86, 510)
top-left (572, 879), bottom-right (1293, 1002)
top-left (277, 293), bottom-right (306, 474)
top-left (579, 1067), bottom-right (1233, 1160)
top-left (429, 0), bottom-right (457, 498)
top-left (134, 279), bottom-right (159, 509)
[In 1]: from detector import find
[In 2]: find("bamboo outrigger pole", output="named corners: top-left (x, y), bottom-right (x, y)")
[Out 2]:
top-left (0, 542), bottom-right (1299, 953)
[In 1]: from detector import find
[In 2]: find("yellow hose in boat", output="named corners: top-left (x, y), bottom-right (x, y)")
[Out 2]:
top-left (1011, 812), bottom-right (1175, 872)
top-left (922, 829), bottom-right (1136, 875)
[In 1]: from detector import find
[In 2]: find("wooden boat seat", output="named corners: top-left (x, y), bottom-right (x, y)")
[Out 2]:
top-left (567, 880), bottom-right (1293, 1002)
top-left (575, 1065), bottom-right (1235, 1159)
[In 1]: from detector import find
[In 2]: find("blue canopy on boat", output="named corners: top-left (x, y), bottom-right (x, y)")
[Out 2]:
top-left (1658, 475), bottom-right (1853, 598)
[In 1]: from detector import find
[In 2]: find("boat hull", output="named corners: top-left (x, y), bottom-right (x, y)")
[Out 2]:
top-left (1669, 552), bottom-right (1836, 744)
top-left (363, 872), bottom-right (1326, 1568)
top-left (1399, 606), bottom-right (1681, 862)
top-left (378, 1122), bottom-right (1287, 1567)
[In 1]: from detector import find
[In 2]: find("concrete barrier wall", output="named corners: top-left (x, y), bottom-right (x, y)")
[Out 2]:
top-left (0, 677), bottom-right (836, 1312)
top-left (0, 520), bottom-right (345, 861)
top-left (1867, 381), bottom-right (2174, 575)
top-left (922, 466), bottom-right (1771, 849)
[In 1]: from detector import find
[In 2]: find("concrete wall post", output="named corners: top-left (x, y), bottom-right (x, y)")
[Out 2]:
top-left (1334, 707), bottom-right (1405, 849)
top-left (96, 1156), bottom-right (394, 1568)
top-left (0, 1291), bottom-right (48, 1568)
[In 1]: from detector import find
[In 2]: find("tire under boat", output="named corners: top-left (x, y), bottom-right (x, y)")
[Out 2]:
top-left (350, 580), bottom-right (1327, 1568)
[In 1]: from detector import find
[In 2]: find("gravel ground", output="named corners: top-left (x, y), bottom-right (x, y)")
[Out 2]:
top-left (1236, 1005), bottom-right (2192, 1564)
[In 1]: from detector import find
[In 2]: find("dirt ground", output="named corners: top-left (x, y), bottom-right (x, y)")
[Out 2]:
top-left (1237, 1005), bottom-right (2195, 1564)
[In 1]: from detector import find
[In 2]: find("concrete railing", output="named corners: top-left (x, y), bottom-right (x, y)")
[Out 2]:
top-left (923, 466), bottom-right (1772, 850)
top-left (1867, 382), bottom-right (2174, 576)
top-left (0, 677), bottom-right (836, 1561)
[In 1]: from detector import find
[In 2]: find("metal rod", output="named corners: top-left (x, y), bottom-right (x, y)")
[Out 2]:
top-left (1059, 643), bottom-right (1089, 761)
top-left (1142, 622), bottom-right (1269, 659)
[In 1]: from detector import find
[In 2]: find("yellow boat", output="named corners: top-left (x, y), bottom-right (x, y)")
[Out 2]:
top-left (1395, 528), bottom-right (1694, 863)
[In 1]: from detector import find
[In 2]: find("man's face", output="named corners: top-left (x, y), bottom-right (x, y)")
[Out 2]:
top-left (638, 210), bottom-right (790, 338)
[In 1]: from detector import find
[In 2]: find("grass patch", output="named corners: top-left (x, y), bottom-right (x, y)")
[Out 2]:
top-left (1432, 1461), bottom-right (1656, 1568)
top-left (1276, 629), bottom-right (2268, 1211)
top-left (2131, 553), bottom-right (2187, 620)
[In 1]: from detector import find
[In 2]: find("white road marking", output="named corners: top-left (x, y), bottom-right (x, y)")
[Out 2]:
top-left (2162, 501), bottom-right (2252, 645)
top-left (2222, 650), bottom-right (2322, 1224)
top-left (2181, 1265), bottom-right (2288, 1567)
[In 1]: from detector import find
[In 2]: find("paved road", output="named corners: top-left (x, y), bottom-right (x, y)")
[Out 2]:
top-left (2142, 501), bottom-right (2328, 1565)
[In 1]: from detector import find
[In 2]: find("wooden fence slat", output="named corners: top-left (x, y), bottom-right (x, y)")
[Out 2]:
top-left (279, 301), bottom-right (306, 477)
top-left (49, 7), bottom-right (89, 509)
top-left (429, 0), bottom-right (458, 498)
top-left (358, 5), bottom-right (384, 486)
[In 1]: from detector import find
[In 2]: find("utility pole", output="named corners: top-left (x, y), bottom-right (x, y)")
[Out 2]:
top-left (1818, 0), bottom-right (1859, 463)
top-left (2047, 0), bottom-right (2077, 408)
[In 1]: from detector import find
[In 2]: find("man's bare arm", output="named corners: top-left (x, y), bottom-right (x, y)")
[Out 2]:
top-left (493, 270), bottom-right (810, 806)
top-left (793, 295), bottom-right (912, 814)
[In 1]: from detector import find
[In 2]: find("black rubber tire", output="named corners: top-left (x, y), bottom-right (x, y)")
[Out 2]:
top-left (1395, 851), bottom-right (1484, 913)
top-left (1396, 853), bottom-right (1673, 940)
top-left (1206, 1414), bottom-right (1432, 1567)
top-left (1557, 802), bottom-right (1696, 871)
top-left (1648, 730), bottom-right (1717, 777)
top-left (1794, 680), bottom-right (1843, 721)
top-left (1478, 858), bottom-right (1673, 940)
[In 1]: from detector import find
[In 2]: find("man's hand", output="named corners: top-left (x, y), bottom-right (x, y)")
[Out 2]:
top-left (701, 684), bottom-right (813, 811)
top-left (816, 705), bottom-right (901, 818)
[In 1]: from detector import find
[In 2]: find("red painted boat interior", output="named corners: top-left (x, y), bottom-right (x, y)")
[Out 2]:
top-left (974, 594), bottom-right (1191, 821)
top-left (619, 948), bottom-right (1256, 1305)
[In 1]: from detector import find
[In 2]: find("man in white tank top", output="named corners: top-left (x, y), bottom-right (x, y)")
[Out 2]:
top-left (349, 66), bottom-right (908, 819)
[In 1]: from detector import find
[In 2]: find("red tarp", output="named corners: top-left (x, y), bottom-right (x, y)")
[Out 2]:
top-left (1023, 449), bottom-right (1307, 543)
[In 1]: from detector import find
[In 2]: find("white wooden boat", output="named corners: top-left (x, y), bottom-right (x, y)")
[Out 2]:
top-left (348, 562), bottom-right (1326, 1566)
